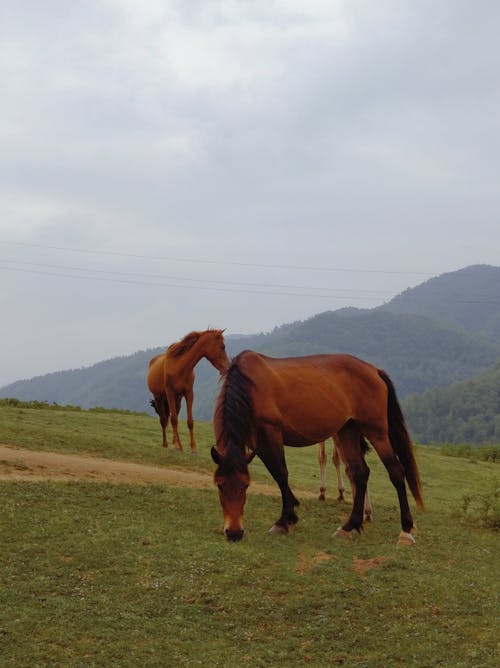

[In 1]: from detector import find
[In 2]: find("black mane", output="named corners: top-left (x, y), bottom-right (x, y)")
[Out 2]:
top-left (215, 353), bottom-right (255, 460)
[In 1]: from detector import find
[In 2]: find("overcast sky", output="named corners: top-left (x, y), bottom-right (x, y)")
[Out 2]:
top-left (1, 0), bottom-right (499, 386)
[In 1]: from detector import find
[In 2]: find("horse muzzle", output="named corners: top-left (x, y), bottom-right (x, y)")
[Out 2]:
top-left (224, 528), bottom-right (244, 542)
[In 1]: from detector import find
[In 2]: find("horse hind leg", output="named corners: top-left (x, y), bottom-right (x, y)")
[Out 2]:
top-left (152, 397), bottom-right (169, 448)
top-left (363, 486), bottom-right (373, 522)
top-left (167, 391), bottom-right (183, 451)
top-left (334, 422), bottom-right (369, 538)
top-left (185, 388), bottom-right (197, 455)
top-left (318, 441), bottom-right (327, 500)
top-left (364, 430), bottom-right (415, 544)
top-left (331, 437), bottom-right (346, 501)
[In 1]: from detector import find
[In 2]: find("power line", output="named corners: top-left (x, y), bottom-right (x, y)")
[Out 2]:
top-left (0, 258), bottom-right (396, 296)
top-left (1, 262), bottom-right (498, 304)
top-left (3, 264), bottom-right (498, 304)
top-left (0, 240), bottom-right (436, 276)
top-left (0, 264), bottom-right (387, 300)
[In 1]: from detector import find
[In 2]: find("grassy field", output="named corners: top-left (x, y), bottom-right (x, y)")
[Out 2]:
top-left (0, 403), bottom-right (498, 667)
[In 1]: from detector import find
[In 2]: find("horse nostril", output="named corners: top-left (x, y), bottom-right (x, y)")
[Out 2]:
top-left (224, 528), bottom-right (244, 542)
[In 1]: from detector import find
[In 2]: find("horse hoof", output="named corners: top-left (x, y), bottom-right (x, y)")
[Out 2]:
top-left (334, 527), bottom-right (353, 540)
top-left (397, 531), bottom-right (416, 546)
top-left (190, 451), bottom-right (198, 456)
top-left (269, 524), bottom-right (288, 535)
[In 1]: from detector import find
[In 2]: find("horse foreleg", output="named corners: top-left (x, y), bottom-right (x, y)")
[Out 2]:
top-left (257, 427), bottom-right (299, 534)
top-left (318, 441), bottom-right (327, 500)
top-left (185, 389), bottom-right (197, 454)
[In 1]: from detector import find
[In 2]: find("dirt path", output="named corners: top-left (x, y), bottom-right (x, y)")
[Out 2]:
top-left (0, 444), bottom-right (315, 497)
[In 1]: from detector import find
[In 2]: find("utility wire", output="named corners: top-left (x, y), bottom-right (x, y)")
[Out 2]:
top-left (2, 264), bottom-right (498, 303)
top-left (0, 240), bottom-right (436, 276)
top-left (0, 258), bottom-right (396, 296)
top-left (0, 265), bottom-right (386, 299)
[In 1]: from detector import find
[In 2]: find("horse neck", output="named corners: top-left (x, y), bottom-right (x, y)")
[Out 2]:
top-left (176, 333), bottom-right (212, 372)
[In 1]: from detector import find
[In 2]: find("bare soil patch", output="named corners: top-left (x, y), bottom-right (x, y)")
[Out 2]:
top-left (0, 444), bottom-right (314, 498)
top-left (351, 556), bottom-right (387, 577)
top-left (295, 549), bottom-right (336, 574)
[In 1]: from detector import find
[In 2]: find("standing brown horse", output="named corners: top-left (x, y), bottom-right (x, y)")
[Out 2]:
top-left (147, 329), bottom-right (230, 453)
top-left (211, 350), bottom-right (423, 544)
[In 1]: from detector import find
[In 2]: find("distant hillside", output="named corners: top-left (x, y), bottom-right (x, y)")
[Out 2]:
top-left (1, 264), bottom-right (499, 444)
top-left (402, 362), bottom-right (500, 445)
top-left (380, 264), bottom-right (500, 339)
top-left (191, 308), bottom-right (500, 431)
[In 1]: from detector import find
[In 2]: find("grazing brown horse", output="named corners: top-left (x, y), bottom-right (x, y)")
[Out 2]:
top-left (211, 350), bottom-right (423, 545)
top-left (147, 329), bottom-right (230, 453)
top-left (318, 436), bottom-right (373, 522)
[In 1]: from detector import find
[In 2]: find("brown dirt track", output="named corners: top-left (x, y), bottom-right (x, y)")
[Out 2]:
top-left (0, 444), bottom-right (315, 498)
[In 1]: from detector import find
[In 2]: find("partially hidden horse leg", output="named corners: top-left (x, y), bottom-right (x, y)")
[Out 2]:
top-left (166, 389), bottom-right (183, 451)
top-left (363, 486), bottom-right (373, 522)
top-left (318, 441), bottom-right (327, 500)
top-left (257, 426), bottom-right (300, 534)
top-left (185, 388), bottom-right (197, 454)
top-left (364, 429), bottom-right (415, 545)
top-left (331, 438), bottom-right (346, 501)
top-left (334, 422), bottom-right (369, 539)
top-left (334, 433), bottom-right (373, 519)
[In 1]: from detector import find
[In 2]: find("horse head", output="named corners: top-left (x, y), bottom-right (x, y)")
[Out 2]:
top-left (211, 445), bottom-right (255, 541)
top-left (204, 329), bottom-right (230, 375)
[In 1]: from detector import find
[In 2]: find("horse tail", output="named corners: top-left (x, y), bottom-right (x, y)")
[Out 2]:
top-left (378, 370), bottom-right (424, 509)
top-left (214, 353), bottom-right (255, 461)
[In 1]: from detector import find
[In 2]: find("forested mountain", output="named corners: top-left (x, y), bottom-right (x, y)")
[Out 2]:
top-left (402, 363), bottom-right (500, 445)
top-left (1, 264), bottom-right (499, 445)
top-left (379, 264), bottom-right (500, 338)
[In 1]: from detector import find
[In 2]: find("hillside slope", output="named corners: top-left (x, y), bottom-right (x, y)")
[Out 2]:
top-left (1, 265), bottom-right (499, 442)
top-left (380, 264), bottom-right (500, 338)
top-left (402, 362), bottom-right (500, 445)
top-left (2, 309), bottom-right (499, 426)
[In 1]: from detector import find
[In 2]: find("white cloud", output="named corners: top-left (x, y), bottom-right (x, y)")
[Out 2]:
top-left (0, 0), bottom-right (499, 385)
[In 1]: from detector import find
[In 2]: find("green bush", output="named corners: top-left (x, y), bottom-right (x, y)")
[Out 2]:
top-left (460, 483), bottom-right (500, 529)
top-left (439, 443), bottom-right (500, 462)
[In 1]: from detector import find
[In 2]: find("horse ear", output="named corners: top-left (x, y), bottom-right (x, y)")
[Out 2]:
top-left (211, 446), bottom-right (221, 464)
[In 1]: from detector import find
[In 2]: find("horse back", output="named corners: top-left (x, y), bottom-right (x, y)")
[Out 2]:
top-left (235, 350), bottom-right (388, 443)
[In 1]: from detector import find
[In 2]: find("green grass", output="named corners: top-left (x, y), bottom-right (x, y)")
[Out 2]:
top-left (0, 404), bottom-right (499, 667)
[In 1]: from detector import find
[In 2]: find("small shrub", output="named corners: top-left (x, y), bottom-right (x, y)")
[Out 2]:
top-left (440, 443), bottom-right (500, 463)
top-left (459, 482), bottom-right (500, 530)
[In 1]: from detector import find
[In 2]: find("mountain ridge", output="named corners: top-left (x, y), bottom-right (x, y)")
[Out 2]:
top-left (1, 264), bottom-right (499, 444)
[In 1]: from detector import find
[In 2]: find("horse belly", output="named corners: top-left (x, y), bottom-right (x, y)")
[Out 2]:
top-left (282, 427), bottom-right (327, 447)
top-left (279, 398), bottom-right (348, 447)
